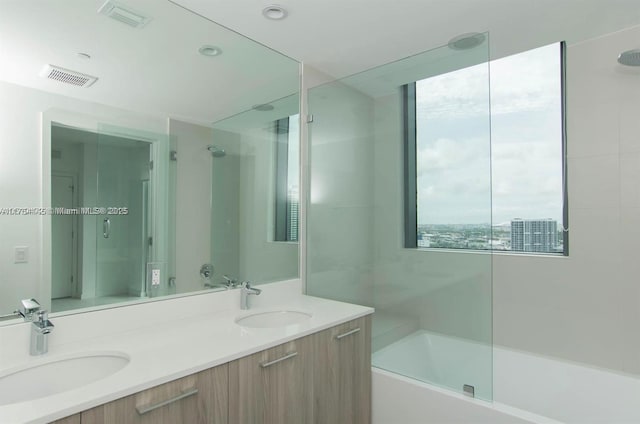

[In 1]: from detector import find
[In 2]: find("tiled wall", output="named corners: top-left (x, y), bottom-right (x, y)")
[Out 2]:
top-left (493, 24), bottom-right (640, 375)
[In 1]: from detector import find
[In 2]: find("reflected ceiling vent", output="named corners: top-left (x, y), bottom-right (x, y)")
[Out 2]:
top-left (98, 0), bottom-right (151, 28)
top-left (40, 64), bottom-right (98, 87)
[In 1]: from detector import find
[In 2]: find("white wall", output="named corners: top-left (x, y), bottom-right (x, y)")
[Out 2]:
top-left (170, 119), bottom-right (216, 292)
top-left (493, 24), bottom-right (640, 375)
top-left (211, 128), bottom-right (241, 283)
top-left (0, 81), bottom-right (165, 314)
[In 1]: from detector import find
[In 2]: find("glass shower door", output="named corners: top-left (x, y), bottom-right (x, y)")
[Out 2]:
top-left (307, 35), bottom-right (493, 400)
top-left (95, 124), bottom-right (171, 303)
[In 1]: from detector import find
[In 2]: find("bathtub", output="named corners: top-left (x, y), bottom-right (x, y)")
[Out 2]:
top-left (372, 330), bottom-right (640, 424)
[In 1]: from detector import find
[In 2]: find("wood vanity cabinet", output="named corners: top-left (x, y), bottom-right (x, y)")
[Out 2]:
top-left (228, 337), bottom-right (314, 424)
top-left (228, 315), bottom-right (371, 424)
top-left (79, 365), bottom-right (228, 424)
top-left (52, 315), bottom-right (371, 424)
top-left (313, 315), bottom-right (371, 424)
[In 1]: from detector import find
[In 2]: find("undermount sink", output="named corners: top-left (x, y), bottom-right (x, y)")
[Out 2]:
top-left (0, 351), bottom-right (130, 405)
top-left (235, 310), bottom-right (312, 328)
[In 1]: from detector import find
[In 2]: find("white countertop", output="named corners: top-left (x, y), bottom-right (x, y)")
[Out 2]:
top-left (0, 281), bottom-right (373, 424)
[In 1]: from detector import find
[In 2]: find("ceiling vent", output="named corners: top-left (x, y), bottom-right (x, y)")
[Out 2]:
top-left (98, 0), bottom-right (151, 28)
top-left (40, 65), bottom-right (98, 87)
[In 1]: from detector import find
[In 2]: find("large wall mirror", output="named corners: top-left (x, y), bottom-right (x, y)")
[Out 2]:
top-left (0, 0), bottom-right (300, 320)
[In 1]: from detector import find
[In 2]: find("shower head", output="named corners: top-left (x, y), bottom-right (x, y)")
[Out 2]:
top-left (618, 49), bottom-right (640, 66)
top-left (207, 145), bottom-right (226, 158)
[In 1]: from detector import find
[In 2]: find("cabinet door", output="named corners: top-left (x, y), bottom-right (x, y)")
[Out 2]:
top-left (313, 316), bottom-right (371, 424)
top-left (81, 364), bottom-right (228, 424)
top-left (229, 337), bottom-right (313, 424)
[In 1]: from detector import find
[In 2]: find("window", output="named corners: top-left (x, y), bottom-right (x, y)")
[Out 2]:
top-left (274, 114), bottom-right (300, 242)
top-left (405, 42), bottom-right (567, 254)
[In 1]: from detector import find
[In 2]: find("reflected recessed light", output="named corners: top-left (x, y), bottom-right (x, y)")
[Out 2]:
top-left (448, 32), bottom-right (486, 50)
top-left (262, 5), bottom-right (287, 20)
top-left (77, 52), bottom-right (91, 60)
top-left (199, 45), bottom-right (222, 57)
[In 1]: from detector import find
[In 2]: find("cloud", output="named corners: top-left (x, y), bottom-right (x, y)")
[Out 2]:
top-left (415, 43), bottom-right (563, 224)
top-left (414, 43), bottom-right (561, 120)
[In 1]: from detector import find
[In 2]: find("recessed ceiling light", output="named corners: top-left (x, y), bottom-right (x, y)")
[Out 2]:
top-left (262, 5), bottom-right (287, 20)
top-left (199, 45), bottom-right (222, 57)
top-left (448, 32), bottom-right (486, 50)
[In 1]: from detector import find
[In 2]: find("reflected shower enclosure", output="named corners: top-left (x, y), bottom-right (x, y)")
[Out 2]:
top-left (50, 124), bottom-right (153, 311)
top-left (169, 94), bottom-right (300, 294)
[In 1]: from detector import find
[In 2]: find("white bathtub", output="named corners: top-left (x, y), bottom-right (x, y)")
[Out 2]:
top-left (372, 330), bottom-right (640, 424)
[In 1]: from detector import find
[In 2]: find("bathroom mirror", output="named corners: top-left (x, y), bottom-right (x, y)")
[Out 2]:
top-left (0, 0), bottom-right (300, 320)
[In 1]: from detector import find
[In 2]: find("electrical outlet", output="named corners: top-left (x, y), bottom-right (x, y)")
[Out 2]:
top-left (14, 246), bottom-right (28, 263)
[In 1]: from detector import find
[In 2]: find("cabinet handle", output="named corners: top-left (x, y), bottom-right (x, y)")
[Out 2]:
top-left (335, 327), bottom-right (361, 340)
top-left (103, 217), bottom-right (110, 238)
top-left (260, 351), bottom-right (298, 368)
top-left (135, 387), bottom-right (199, 415)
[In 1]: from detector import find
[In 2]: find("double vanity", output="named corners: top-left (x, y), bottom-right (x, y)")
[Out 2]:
top-left (0, 280), bottom-right (373, 424)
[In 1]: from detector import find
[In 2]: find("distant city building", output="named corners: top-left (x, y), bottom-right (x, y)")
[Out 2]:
top-left (287, 186), bottom-right (299, 242)
top-left (511, 218), bottom-right (558, 252)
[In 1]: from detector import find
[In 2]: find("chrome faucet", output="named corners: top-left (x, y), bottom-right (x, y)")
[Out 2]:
top-left (17, 298), bottom-right (41, 321)
top-left (15, 299), bottom-right (54, 355)
top-left (240, 281), bottom-right (261, 310)
top-left (222, 275), bottom-right (238, 288)
top-left (30, 310), bottom-right (54, 355)
top-left (204, 274), bottom-right (239, 290)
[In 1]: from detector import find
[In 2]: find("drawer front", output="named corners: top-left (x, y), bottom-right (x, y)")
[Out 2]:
top-left (229, 337), bottom-right (313, 424)
top-left (81, 364), bottom-right (228, 424)
top-left (313, 315), bottom-right (372, 424)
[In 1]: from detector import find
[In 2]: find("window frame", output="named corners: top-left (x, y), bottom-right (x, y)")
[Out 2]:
top-left (403, 42), bottom-right (568, 256)
top-left (274, 116), bottom-right (299, 242)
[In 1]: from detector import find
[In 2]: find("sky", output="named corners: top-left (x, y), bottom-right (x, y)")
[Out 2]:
top-left (416, 43), bottom-right (563, 225)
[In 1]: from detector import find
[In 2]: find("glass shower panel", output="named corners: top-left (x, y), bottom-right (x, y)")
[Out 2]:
top-left (95, 124), bottom-right (171, 303)
top-left (307, 36), bottom-right (493, 399)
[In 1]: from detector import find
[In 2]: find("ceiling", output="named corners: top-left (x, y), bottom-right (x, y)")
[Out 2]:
top-left (1, 0), bottom-right (638, 125)
top-left (174, 0), bottom-right (640, 79)
top-left (0, 0), bottom-right (299, 124)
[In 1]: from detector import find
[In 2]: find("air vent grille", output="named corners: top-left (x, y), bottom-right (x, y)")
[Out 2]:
top-left (40, 65), bottom-right (98, 88)
top-left (98, 0), bottom-right (151, 28)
